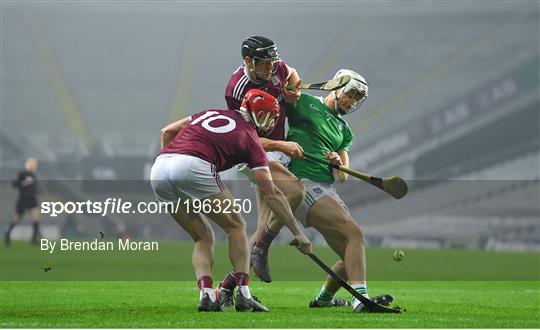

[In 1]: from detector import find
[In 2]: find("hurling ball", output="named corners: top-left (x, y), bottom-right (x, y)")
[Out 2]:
top-left (392, 249), bottom-right (405, 262)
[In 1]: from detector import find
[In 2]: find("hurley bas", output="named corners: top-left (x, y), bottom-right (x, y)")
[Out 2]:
top-left (40, 239), bottom-right (159, 253)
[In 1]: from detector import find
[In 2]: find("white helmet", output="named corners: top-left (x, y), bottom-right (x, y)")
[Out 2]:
top-left (333, 69), bottom-right (368, 115)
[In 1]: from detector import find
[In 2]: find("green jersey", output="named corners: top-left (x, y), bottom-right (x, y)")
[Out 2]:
top-left (287, 93), bottom-right (353, 183)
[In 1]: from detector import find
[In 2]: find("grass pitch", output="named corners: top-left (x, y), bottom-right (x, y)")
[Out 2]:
top-left (1, 281), bottom-right (539, 328)
top-left (1, 241), bottom-right (539, 328)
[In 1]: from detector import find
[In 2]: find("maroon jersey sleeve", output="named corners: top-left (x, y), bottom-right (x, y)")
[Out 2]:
top-left (188, 111), bottom-right (203, 122)
top-left (245, 129), bottom-right (269, 170)
top-left (274, 60), bottom-right (290, 84)
top-left (225, 66), bottom-right (246, 110)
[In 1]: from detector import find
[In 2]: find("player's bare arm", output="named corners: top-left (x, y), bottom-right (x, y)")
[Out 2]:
top-left (259, 138), bottom-right (304, 159)
top-left (251, 168), bottom-right (312, 255)
top-left (159, 117), bottom-right (191, 148)
top-left (326, 149), bottom-right (349, 182)
top-left (283, 65), bottom-right (301, 103)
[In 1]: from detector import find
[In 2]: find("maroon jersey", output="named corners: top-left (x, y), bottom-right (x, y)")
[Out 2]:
top-left (160, 109), bottom-right (268, 172)
top-left (225, 60), bottom-right (290, 140)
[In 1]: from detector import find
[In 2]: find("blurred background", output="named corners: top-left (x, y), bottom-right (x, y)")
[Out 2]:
top-left (2, 1), bottom-right (539, 251)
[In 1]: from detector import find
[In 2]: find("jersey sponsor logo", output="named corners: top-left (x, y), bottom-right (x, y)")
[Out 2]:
top-left (309, 103), bottom-right (320, 112)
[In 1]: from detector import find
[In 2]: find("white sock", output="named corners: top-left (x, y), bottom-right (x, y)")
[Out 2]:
top-left (200, 288), bottom-right (217, 303)
top-left (239, 285), bottom-right (252, 299)
top-left (351, 283), bottom-right (369, 310)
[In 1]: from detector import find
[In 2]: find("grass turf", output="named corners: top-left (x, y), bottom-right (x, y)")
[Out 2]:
top-left (2, 241), bottom-right (539, 280)
top-left (1, 241), bottom-right (539, 327)
top-left (1, 281), bottom-right (539, 328)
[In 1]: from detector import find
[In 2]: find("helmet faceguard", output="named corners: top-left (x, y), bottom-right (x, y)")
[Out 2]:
top-left (242, 36), bottom-right (280, 83)
top-left (241, 89), bottom-right (280, 136)
top-left (332, 69), bottom-right (368, 115)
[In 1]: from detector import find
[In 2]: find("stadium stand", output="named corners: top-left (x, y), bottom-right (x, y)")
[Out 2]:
top-left (2, 2), bottom-right (538, 250)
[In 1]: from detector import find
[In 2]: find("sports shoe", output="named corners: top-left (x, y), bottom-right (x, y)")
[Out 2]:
top-left (235, 291), bottom-right (269, 312)
top-left (250, 245), bottom-right (272, 283)
top-left (353, 293), bottom-right (394, 312)
top-left (197, 292), bottom-right (222, 312)
top-left (217, 287), bottom-right (234, 308)
top-left (309, 296), bottom-right (352, 308)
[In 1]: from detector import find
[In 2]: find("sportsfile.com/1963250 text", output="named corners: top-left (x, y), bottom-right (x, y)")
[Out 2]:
top-left (40, 197), bottom-right (252, 217)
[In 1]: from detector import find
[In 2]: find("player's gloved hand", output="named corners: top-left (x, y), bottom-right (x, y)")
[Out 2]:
top-left (325, 152), bottom-right (343, 166)
top-left (283, 80), bottom-right (301, 103)
top-left (280, 141), bottom-right (304, 159)
top-left (289, 234), bottom-right (312, 255)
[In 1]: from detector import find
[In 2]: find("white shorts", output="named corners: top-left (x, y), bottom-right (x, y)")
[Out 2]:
top-left (293, 179), bottom-right (349, 228)
top-left (236, 151), bottom-right (291, 183)
top-left (150, 154), bottom-right (226, 201)
top-left (266, 151), bottom-right (291, 167)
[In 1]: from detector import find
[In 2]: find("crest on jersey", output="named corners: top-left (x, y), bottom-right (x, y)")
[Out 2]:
top-left (270, 75), bottom-right (280, 86)
top-left (338, 122), bottom-right (344, 131)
